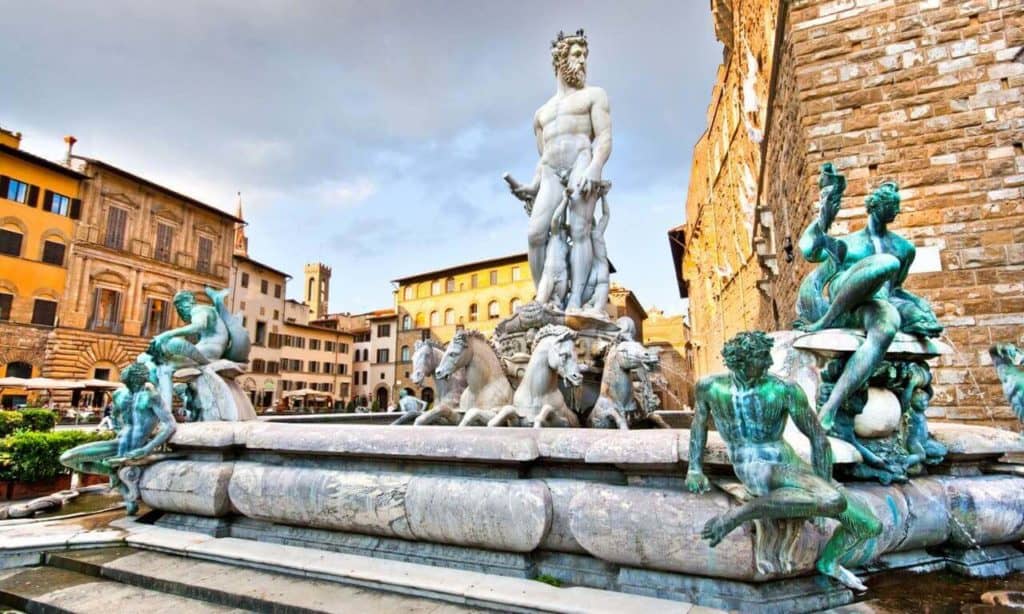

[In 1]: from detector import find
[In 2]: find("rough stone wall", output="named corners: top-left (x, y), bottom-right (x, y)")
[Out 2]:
top-left (684, 0), bottom-right (1024, 427)
top-left (682, 0), bottom-right (781, 376)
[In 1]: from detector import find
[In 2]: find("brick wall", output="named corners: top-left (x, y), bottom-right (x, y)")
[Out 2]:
top-left (682, 0), bottom-right (1024, 427)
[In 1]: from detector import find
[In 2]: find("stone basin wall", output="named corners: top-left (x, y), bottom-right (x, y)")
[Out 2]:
top-left (137, 422), bottom-right (1024, 590)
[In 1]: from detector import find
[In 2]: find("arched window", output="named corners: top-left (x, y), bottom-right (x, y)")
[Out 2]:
top-left (0, 224), bottom-right (24, 258)
top-left (510, 298), bottom-right (522, 314)
top-left (5, 361), bottom-right (32, 378)
top-left (429, 311), bottom-right (440, 326)
top-left (444, 308), bottom-right (455, 325)
top-left (401, 345), bottom-right (410, 362)
top-left (488, 301), bottom-right (500, 319)
top-left (468, 303), bottom-right (478, 322)
top-left (402, 315), bottom-right (412, 330)
top-left (415, 312), bottom-right (426, 328)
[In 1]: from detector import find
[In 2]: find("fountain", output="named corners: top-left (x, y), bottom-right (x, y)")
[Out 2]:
top-left (35, 32), bottom-right (1024, 614)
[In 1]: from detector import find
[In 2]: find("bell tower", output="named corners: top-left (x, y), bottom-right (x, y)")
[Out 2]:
top-left (304, 262), bottom-right (331, 320)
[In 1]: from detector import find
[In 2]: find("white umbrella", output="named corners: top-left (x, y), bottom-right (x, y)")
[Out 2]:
top-left (282, 388), bottom-right (333, 399)
top-left (78, 379), bottom-right (124, 389)
top-left (22, 378), bottom-right (86, 390)
top-left (0, 377), bottom-right (30, 388)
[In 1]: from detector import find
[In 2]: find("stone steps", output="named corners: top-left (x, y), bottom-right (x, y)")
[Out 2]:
top-left (0, 564), bottom-right (247, 613)
top-left (32, 547), bottom-right (472, 614)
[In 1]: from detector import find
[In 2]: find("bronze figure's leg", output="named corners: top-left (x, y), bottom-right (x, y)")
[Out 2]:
top-left (803, 254), bottom-right (900, 332)
top-left (816, 489), bottom-right (883, 591)
top-left (819, 299), bottom-right (900, 430)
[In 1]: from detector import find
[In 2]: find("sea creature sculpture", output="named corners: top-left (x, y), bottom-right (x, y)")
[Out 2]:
top-left (435, 329), bottom-right (513, 418)
top-left (464, 325), bottom-right (582, 427)
top-left (687, 331), bottom-right (882, 592)
top-left (991, 343), bottom-right (1024, 420)
top-left (796, 163), bottom-right (942, 430)
top-left (589, 339), bottom-right (667, 429)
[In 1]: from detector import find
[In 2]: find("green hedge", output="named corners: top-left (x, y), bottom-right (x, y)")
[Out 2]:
top-left (0, 409), bottom-right (58, 437)
top-left (0, 430), bottom-right (114, 483)
top-left (20, 409), bottom-right (57, 433)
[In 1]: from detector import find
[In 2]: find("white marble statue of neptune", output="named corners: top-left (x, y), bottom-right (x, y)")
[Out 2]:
top-left (506, 29), bottom-right (612, 312)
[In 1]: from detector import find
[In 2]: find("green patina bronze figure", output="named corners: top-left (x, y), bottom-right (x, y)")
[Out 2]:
top-left (991, 343), bottom-right (1024, 421)
top-left (686, 331), bottom-right (882, 591)
top-left (796, 163), bottom-right (942, 430)
top-left (60, 361), bottom-right (177, 514)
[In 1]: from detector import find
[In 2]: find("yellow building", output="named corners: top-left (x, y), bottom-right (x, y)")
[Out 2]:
top-left (0, 127), bottom-right (85, 407)
top-left (392, 253), bottom-right (533, 401)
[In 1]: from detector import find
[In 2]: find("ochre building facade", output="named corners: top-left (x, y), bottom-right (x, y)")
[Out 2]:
top-left (678, 0), bottom-right (1024, 426)
top-left (0, 128), bottom-right (85, 406)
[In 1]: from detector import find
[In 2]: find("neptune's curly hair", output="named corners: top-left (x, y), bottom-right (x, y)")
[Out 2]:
top-left (721, 331), bottom-right (774, 372)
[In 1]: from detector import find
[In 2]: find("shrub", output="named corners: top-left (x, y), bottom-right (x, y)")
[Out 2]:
top-left (371, 400), bottom-right (381, 412)
top-left (20, 409), bottom-right (57, 433)
top-left (0, 430), bottom-right (115, 483)
top-left (0, 411), bottom-right (24, 438)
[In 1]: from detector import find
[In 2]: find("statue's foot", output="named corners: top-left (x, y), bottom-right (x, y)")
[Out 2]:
top-left (701, 515), bottom-right (732, 547)
top-left (817, 561), bottom-right (868, 592)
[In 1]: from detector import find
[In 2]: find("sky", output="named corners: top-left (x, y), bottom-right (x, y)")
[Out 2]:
top-left (2, 1), bottom-right (722, 315)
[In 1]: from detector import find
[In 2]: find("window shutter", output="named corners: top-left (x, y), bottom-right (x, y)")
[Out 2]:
top-left (27, 185), bottom-right (39, 208)
top-left (42, 190), bottom-right (54, 212)
top-left (70, 199), bottom-right (82, 220)
top-left (111, 291), bottom-right (122, 329)
top-left (142, 299), bottom-right (153, 337)
top-left (89, 288), bottom-right (101, 325)
top-left (0, 176), bottom-right (8, 198)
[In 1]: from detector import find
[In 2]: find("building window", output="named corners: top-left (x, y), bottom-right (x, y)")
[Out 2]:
top-left (488, 300), bottom-right (500, 319)
top-left (31, 299), bottom-right (57, 327)
top-left (444, 308), bottom-right (455, 325)
top-left (431, 280), bottom-right (441, 296)
top-left (255, 321), bottom-right (267, 345)
top-left (6, 361), bottom-right (32, 378)
top-left (377, 324), bottom-right (391, 337)
top-left (274, 283), bottom-right (282, 298)
top-left (402, 315), bottom-right (412, 330)
top-left (309, 361), bottom-right (319, 373)
top-left (0, 228), bottom-right (23, 256)
top-left (267, 361), bottom-right (279, 374)
top-left (273, 309), bottom-right (279, 320)
top-left (470, 274), bottom-right (478, 289)
top-left (155, 223), bottom-right (174, 262)
top-left (401, 345), bottom-right (410, 362)
top-left (41, 240), bottom-right (65, 266)
top-left (240, 272), bottom-right (250, 288)
top-left (512, 266), bottom-right (522, 281)
top-left (340, 343), bottom-right (349, 353)
top-left (469, 303), bottom-right (478, 321)
top-left (0, 293), bottom-right (11, 320)
top-left (252, 359), bottom-right (266, 373)
top-left (104, 207), bottom-right (128, 250)
top-left (430, 311), bottom-right (440, 326)
top-left (310, 339), bottom-right (320, 351)
top-left (446, 277), bottom-right (455, 293)
top-left (376, 348), bottom-right (390, 364)
top-left (89, 288), bottom-right (122, 333)
top-left (5, 179), bottom-right (29, 204)
top-left (510, 298), bottom-right (522, 314)
top-left (46, 192), bottom-right (71, 216)
top-left (338, 364), bottom-right (347, 375)
top-left (489, 270), bottom-right (498, 285)
top-left (197, 236), bottom-right (214, 274)
top-left (260, 279), bottom-right (269, 294)
top-left (404, 286), bottom-right (414, 300)
top-left (142, 298), bottom-right (170, 337)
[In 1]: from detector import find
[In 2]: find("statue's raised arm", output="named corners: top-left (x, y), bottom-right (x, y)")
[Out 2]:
top-left (799, 163), bottom-right (848, 265)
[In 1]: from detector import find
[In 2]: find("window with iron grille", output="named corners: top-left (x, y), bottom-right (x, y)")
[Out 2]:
top-left (197, 236), bottom-right (214, 273)
top-left (104, 207), bottom-right (128, 250)
top-left (155, 223), bottom-right (174, 262)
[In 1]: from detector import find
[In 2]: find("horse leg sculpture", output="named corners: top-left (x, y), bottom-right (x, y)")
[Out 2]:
top-left (487, 406), bottom-right (518, 427)
top-left (459, 408), bottom-right (496, 427)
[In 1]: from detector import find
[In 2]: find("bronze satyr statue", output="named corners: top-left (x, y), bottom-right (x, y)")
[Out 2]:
top-left (686, 331), bottom-right (882, 591)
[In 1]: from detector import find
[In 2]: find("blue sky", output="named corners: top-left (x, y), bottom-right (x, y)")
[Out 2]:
top-left (2, 1), bottom-right (721, 314)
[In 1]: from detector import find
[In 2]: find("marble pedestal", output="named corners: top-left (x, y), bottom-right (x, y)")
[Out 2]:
top-left (128, 421), bottom-right (1024, 613)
